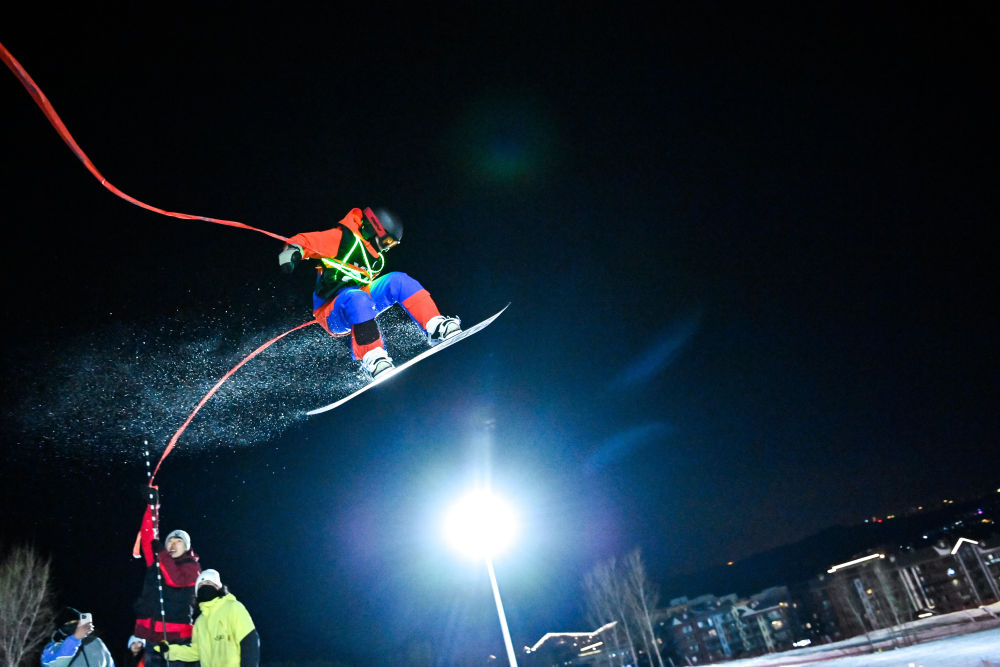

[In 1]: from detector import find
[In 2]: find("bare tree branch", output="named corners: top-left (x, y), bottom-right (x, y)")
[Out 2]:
top-left (623, 549), bottom-right (665, 667)
top-left (0, 544), bottom-right (56, 667)
top-left (583, 550), bottom-right (672, 666)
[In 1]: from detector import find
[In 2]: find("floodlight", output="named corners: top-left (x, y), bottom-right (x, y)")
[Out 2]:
top-left (443, 489), bottom-right (517, 560)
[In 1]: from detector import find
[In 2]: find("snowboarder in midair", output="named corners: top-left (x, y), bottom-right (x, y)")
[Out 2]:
top-left (279, 207), bottom-right (461, 378)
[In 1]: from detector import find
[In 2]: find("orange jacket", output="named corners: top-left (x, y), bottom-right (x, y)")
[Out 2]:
top-left (288, 209), bottom-right (385, 334)
top-left (286, 208), bottom-right (380, 264)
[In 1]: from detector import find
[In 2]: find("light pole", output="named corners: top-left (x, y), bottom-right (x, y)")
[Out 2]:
top-left (443, 489), bottom-right (519, 667)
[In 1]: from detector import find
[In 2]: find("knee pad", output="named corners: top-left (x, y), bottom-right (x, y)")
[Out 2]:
top-left (352, 319), bottom-right (381, 346)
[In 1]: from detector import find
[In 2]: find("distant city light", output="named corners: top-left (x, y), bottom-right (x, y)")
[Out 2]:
top-left (526, 622), bottom-right (618, 653)
top-left (727, 561), bottom-right (734, 566)
top-left (827, 553), bottom-right (885, 573)
top-left (793, 639), bottom-right (812, 647)
top-left (950, 537), bottom-right (979, 554)
top-left (947, 568), bottom-right (956, 576)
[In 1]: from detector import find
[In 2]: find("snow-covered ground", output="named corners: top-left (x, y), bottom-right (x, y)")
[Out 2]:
top-left (711, 602), bottom-right (1000, 666)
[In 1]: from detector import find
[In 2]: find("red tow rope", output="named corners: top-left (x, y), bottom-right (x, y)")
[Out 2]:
top-left (1, 40), bottom-right (294, 245)
top-left (131, 319), bottom-right (317, 557)
top-left (3, 40), bottom-right (324, 466)
top-left (3, 41), bottom-right (327, 542)
top-left (148, 319), bottom-right (317, 485)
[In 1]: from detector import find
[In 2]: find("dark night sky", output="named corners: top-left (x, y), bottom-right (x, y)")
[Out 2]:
top-left (2, 4), bottom-right (997, 665)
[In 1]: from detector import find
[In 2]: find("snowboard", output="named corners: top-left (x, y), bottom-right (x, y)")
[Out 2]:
top-left (307, 303), bottom-right (510, 415)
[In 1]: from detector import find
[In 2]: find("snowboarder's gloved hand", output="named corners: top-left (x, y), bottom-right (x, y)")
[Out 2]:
top-left (278, 244), bottom-right (303, 273)
top-left (155, 642), bottom-right (170, 656)
top-left (151, 539), bottom-right (163, 553)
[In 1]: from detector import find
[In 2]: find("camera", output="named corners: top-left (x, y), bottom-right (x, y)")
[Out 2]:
top-left (79, 613), bottom-right (92, 624)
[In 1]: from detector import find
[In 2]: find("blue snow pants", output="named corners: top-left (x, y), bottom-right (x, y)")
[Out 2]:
top-left (313, 271), bottom-right (426, 336)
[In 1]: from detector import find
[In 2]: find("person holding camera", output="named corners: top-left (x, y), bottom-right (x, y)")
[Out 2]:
top-left (132, 491), bottom-right (201, 667)
top-left (41, 608), bottom-right (114, 667)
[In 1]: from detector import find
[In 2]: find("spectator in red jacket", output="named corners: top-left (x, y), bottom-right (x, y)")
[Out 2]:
top-left (132, 495), bottom-right (200, 667)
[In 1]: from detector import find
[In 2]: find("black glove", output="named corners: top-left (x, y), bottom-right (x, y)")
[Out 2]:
top-left (278, 244), bottom-right (302, 274)
top-left (155, 641), bottom-right (170, 655)
top-left (151, 539), bottom-right (163, 553)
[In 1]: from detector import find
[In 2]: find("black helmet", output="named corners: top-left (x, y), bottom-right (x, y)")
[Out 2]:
top-left (362, 207), bottom-right (403, 252)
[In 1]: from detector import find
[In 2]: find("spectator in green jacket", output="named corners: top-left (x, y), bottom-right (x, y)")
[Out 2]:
top-left (155, 570), bottom-right (259, 667)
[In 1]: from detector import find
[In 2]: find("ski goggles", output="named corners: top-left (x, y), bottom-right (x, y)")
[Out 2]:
top-left (362, 207), bottom-right (401, 251)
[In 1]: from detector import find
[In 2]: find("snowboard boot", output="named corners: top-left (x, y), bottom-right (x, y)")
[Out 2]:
top-left (361, 347), bottom-right (394, 380)
top-left (426, 315), bottom-right (462, 345)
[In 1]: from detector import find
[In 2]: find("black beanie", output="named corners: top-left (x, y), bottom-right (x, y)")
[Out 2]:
top-left (55, 607), bottom-right (82, 637)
